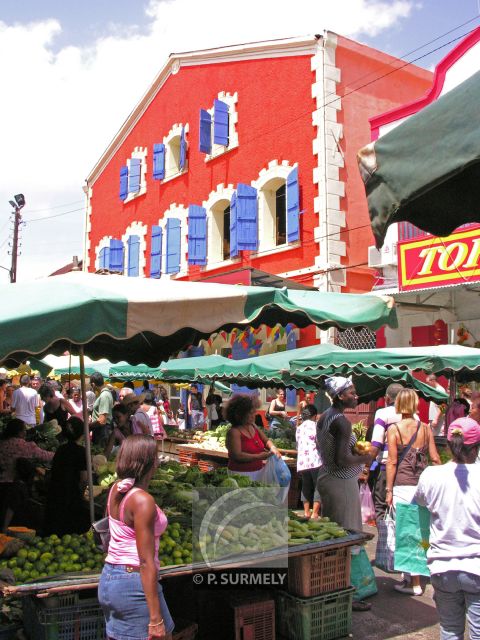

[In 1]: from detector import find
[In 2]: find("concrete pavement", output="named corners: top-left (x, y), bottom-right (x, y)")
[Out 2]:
top-left (351, 525), bottom-right (440, 639)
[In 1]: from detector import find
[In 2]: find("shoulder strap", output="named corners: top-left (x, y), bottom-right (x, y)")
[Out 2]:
top-left (119, 487), bottom-right (142, 522)
top-left (394, 423), bottom-right (404, 445)
top-left (397, 421), bottom-right (421, 467)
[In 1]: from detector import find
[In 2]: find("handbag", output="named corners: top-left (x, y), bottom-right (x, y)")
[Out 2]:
top-left (375, 508), bottom-right (396, 572)
top-left (394, 502), bottom-right (431, 576)
top-left (92, 516), bottom-right (110, 553)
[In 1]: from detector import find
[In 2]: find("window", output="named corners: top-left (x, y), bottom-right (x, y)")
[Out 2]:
top-left (209, 199), bottom-right (231, 264)
top-left (275, 184), bottom-right (286, 246)
top-left (95, 237), bottom-right (124, 272)
top-left (153, 125), bottom-right (188, 183)
top-left (223, 205), bottom-right (231, 260)
top-left (256, 164), bottom-right (300, 252)
top-left (119, 147), bottom-right (147, 202)
top-left (122, 222), bottom-right (147, 276)
top-left (166, 218), bottom-right (181, 274)
top-left (199, 92), bottom-right (238, 161)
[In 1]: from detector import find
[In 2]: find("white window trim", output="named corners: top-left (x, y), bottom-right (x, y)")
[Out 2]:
top-left (124, 147), bottom-right (148, 204)
top-left (162, 123), bottom-right (189, 183)
top-left (121, 221), bottom-right (147, 277)
top-left (157, 204), bottom-right (188, 279)
top-left (202, 184), bottom-right (240, 270)
top-left (205, 91), bottom-right (239, 162)
top-left (95, 236), bottom-right (113, 271)
top-left (253, 159), bottom-right (298, 253)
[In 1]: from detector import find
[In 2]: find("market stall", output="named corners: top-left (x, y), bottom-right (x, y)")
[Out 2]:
top-left (0, 272), bottom-right (398, 638)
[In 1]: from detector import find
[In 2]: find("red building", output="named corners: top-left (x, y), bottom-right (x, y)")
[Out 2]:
top-left (84, 33), bottom-right (431, 365)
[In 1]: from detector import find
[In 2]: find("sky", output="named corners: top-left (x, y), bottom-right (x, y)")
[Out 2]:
top-left (0, 0), bottom-right (479, 282)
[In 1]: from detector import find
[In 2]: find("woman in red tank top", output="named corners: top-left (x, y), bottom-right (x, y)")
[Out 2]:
top-left (225, 394), bottom-right (282, 481)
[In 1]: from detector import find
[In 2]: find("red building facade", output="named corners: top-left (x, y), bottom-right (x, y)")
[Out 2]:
top-left (85, 33), bottom-right (431, 305)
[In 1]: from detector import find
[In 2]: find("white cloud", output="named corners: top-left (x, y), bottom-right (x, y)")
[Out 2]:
top-left (0, 0), bottom-right (415, 281)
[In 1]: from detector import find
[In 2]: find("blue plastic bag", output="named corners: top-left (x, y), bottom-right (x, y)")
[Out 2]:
top-left (263, 456), bottom-right (291, 487)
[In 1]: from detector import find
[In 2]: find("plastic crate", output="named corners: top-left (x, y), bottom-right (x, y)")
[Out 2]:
top-left (288, 546), bottom-right (351, 597)
top-left (198, 591), bottom-right (274, 640)
top-left (276, 587), bottom-right (354, 640)
top-left (23, 592), bottom-right (105, 640)
top-left (233, 597), bottom-right (275, 640)
top-left (178, 451), bottom-right (200, 467)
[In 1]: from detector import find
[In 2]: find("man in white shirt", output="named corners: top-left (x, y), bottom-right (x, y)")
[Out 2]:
top-left (426, 373), bottom-right (447, 436)
top-left (11, 374), bottom-right (39, 428)
top-left (368, 383), bottom-right (403, 521)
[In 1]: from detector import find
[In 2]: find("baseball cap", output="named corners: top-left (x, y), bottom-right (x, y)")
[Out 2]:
top-left (448, 416), bottom-right (480, 446)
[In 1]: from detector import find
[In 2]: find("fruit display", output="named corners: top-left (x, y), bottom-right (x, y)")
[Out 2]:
top-left (158, 523), bottom-right (193, 567)
top-left (0, 532), bottom-right (104, 584)
top-left (288, 515), bottom-right (348, 544)
top-left (189, 424), bottom-right (230, 451)
top-left (92, 455), bottom-right (118, 488)
top-left (270, 437), bottom-right (296, 450)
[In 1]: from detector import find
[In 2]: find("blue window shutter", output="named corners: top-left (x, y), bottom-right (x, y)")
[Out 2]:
top-left (179, 128), bottom-right (187, 170)
top-left (287, 167), bottom-right (300, 242)
top-left (127, 235), bottom-right (140, 277)
top-left (153, 144), bottom-right (165, 180)
top-left (119, 165), bottom-right (128, 201)
top-left (128, 158), bottom-right (141, 193)
top-left (166, 218), bottom-right (181, 274)
top-left (109, 239), bottom-right (124, 273)
top-left (99, 247), bottom-right (108, 269)
top-left (150, 226), bottom-right (162, 278)
top-left (188, 205), bottom-right (207, 265)
top-left (236, 183), bottom-right (258, 251)
top-left (213, 99), bottom-right (229, 146)
top-left (230, 192), bottom-right (238, 258)
top-left (199, 109), bottom-right (212, 154)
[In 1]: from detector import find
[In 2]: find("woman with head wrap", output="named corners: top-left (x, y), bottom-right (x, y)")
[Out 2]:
top-left (316, 376), bottom-right (373, 532)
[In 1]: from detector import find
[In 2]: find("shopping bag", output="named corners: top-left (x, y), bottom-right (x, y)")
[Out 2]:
top-left (394, 502), bottom-right (431, 577)
top-left (359, 483), bottom-right (375, 524)
top-left (350, 545), bottom-right (378, 601)
top-left (262, 456), bottom-right (291, 487)
top-left (375, 509), bottom-right (396, 572)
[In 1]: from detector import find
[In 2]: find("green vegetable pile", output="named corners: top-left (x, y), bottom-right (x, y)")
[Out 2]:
top-left (159, 522), bottom-right (193, 567)
top-left (288, 515), bottom-right (347, 545)
top-left (26, 421), bottom-right (62, 452)
top-left (0, 532), bottom-right (104, 584)
top-left (271, 437), bottom-right (296, 450)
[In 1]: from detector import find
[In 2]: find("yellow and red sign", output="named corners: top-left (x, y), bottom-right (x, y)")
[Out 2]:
top-left (398, 225), bottom-right (480, 291)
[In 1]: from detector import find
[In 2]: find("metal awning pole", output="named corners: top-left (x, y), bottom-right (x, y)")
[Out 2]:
top-left (79, 345), bottom-right (95, 523)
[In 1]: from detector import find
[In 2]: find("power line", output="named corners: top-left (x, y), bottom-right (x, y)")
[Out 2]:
top-left (24, 207), bottom-right (84, 223)
top-left (25, 200), bottom-right (84, 214)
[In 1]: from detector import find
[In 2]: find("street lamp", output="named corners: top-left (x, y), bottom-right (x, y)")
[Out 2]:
top-left (8, 193), bottom-right (25, 283)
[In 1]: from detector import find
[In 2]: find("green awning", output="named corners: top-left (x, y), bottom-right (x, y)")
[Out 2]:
top-left (358, 70), bottom-right (480, 248)
top-left (153, 346), bottom-right (450, 403)
top-left (0, 272), bottom-right (397, 367)
top-left (290, 344), bottom-right (480, 380)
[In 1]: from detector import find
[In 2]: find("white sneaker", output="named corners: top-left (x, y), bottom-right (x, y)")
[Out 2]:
top-left (394, 583), bottom-right (423, 596)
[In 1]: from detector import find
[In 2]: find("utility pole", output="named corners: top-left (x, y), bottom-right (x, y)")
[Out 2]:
top-left (8, 194), bottom-right (25, 283)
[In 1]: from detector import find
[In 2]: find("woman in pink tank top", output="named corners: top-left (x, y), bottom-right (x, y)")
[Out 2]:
top-left (98, 435), bottom-right (174, 640)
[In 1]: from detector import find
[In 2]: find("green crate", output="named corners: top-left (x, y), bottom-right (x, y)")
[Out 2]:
top-left (23, 592), bottom-right (105, 640)
top-left (276, 587), bottom-right (354, 640)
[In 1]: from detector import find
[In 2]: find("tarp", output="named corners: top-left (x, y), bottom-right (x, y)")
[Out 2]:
top-left (154, 345), bottom-right (449, 403)
top-left (358, 70), bottom-right (480, 248)
top-left (0, 272), bottom-right (397, 367)
top-left (290, 344), bottom-right (480, 380)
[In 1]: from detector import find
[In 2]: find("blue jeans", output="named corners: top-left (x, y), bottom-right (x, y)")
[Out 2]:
top-left (431, 571), bottom-right (480, 640)
top-left (98, 563), bottom-right (174, 640)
